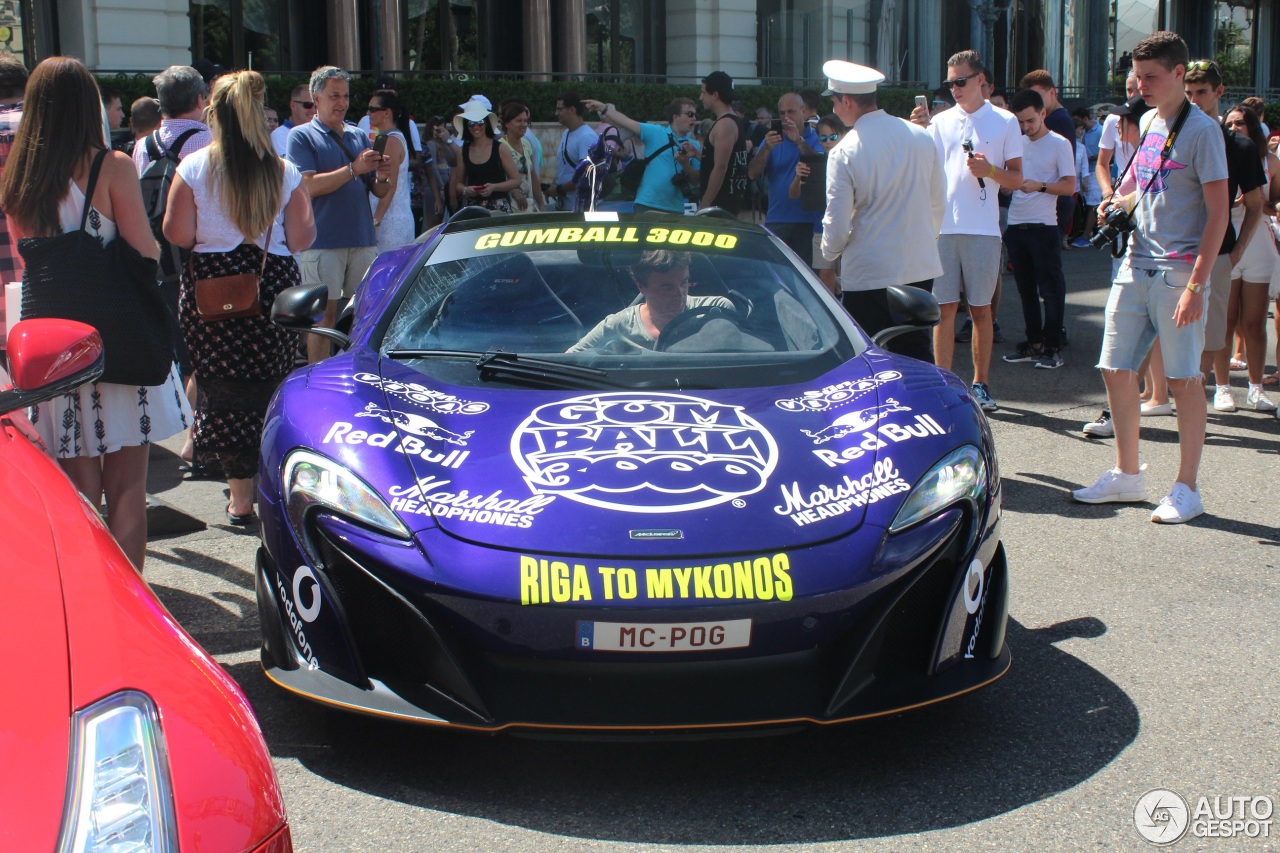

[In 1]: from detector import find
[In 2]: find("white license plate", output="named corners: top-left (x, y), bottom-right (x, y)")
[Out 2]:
top-left (577, 619), bottom-right (751, 652)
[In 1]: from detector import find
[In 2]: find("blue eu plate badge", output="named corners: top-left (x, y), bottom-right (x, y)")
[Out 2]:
top-left (576, 621), bottom-right (594, 649)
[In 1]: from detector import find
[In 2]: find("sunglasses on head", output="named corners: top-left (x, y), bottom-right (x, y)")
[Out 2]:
top-left (943, 71), bottom-right (980, 89)
top-left (818, 133), bottom-right (841, 143)
top-left (292, 99), bottom-right (315, 109)
top-left (1187, 60), bottom-right (1221, 75)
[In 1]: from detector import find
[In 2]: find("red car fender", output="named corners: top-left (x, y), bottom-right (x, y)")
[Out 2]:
top-left (0, 412), bottom-right (289, 851)
top-left (0, 415), bottom-right (73, 852)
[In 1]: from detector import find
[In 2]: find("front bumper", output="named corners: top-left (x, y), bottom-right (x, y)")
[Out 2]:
top-left (257, 503), bottom-right (1010, 734)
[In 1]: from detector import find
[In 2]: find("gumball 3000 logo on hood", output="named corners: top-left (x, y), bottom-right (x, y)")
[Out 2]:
top-left (512, 393), bottom-right (778, 512)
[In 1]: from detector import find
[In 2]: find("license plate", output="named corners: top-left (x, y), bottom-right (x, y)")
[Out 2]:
top-left (576, 619), bottom-right (751, 652)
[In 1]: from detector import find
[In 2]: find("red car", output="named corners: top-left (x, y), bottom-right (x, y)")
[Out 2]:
top-left (0, 319), bottom-right (291, 852)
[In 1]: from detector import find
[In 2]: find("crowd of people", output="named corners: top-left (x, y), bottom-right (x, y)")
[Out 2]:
top-left (2, 30), bottom-right (1279, 572)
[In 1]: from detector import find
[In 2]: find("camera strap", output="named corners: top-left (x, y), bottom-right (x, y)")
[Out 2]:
top-left (1109, 98), bottom-right (1191, 209)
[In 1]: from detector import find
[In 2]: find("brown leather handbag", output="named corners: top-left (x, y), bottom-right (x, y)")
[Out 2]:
top-left (193, 223), bottom-right (272, 322)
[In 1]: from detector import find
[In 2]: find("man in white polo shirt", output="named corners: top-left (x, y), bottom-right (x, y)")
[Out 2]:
top-left (927, 49), bottom-right (1023, 412)
top-left (1000, 88), bottom-right (1076, 371)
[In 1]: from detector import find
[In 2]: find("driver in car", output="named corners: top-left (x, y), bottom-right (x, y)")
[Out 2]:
top-left (567, 250), bottom-right (734, 352)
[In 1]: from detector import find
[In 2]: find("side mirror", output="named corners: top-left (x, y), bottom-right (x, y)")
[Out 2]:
top-left (270, 284), bottom-right (351, 351)
top-left (871, 285), bottom-right (941, 347)
top-left (0, 319), bottom-right (105, 416)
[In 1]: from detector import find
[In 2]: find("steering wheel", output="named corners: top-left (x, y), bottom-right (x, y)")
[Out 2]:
top-left (654, 305), bottom-right (739, 351)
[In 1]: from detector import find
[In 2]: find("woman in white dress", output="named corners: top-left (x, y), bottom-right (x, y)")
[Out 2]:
top-left (0, 56), bottom-right (191, 571)
top-left (367, 90), bottom-right (415, 252)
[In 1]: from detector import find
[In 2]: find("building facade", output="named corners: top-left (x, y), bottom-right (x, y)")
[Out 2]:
top-left (9, 1), bottom-right (1280, 96)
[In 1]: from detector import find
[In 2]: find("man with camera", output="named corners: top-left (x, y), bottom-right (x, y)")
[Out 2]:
top-left (582, 98), bottom-right (700, 215)
top-left (1000, 88), bottom-right (1076, 371)
top-left (1071, 31), bottom-right (1228, 524)
top-left (747, 92), bottom-right (821, 266)
top-left (1182, 59), bottom-right (1265, 414)
top-left (820, 60), bottom-right (943, 363)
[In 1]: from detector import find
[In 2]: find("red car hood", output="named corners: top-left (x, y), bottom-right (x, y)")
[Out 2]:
top-left (0, 412), bottom-right (288, 852)
top-left (0, 415), bottom-right (72, 852)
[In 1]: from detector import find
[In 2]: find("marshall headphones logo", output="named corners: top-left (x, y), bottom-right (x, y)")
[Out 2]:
top-left (512, 393), bottom-right (778, 513)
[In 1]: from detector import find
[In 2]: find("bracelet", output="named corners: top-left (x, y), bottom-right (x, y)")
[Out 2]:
top-left (989, 164), bottom-right (997, 179)
top-left (347, 162), bottom-right (356, 180)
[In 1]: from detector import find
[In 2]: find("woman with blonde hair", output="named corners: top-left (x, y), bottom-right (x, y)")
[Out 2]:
top-left (164, 69), bottom-right (315, 525)
top-left (0, 56), bottom-right (191, 571)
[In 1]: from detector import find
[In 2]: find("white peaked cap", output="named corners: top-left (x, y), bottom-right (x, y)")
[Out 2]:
top-left (821, 60), bottom-right (886, 96)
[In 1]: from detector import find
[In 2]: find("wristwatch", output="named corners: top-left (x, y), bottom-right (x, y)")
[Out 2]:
top-left (1038, 182), bottom-right (1047, 193)
top-left (1186, 282), bottom-right (1206, 294)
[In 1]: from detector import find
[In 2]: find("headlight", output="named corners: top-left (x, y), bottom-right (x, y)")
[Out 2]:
top-left (284, 449), bottom-right (411, 545)
top-left (58, 691), bottom-right (177, 853)
top-left (889, 445), bottom-right (987, 533)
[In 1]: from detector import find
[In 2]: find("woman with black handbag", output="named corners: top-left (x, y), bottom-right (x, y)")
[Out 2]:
top-left (0, 57), bottom-right (191, 572)
top-left (164, 70), bottom-right (315, 527)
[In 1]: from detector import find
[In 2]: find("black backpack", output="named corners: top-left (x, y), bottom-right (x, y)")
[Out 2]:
top-left (140, 128), bottom-right (200, 282)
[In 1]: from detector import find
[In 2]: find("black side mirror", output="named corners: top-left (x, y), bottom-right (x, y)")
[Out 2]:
top-left (271, 284), bottom-right (351, 350)
top-left (871, 285), bottom-right (941, 348)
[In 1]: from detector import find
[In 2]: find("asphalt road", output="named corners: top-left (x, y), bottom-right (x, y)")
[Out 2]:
top-left (142, 245), bottom-right (1280, 852)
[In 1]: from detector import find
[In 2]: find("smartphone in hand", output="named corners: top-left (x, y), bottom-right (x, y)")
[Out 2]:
top-left (771, 118), bottom-right (783, 135)
top-left (373, 134), bottom-right (389, 155)
top-left (915, 95), bottom-right (928, 111)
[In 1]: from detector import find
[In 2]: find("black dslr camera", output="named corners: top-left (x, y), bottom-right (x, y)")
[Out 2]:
top-left (1089, 204), bottom-right (1136, 250)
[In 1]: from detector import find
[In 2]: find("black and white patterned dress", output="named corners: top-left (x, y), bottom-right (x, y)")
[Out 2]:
top-left (29, 183), bottom-right (192, 458)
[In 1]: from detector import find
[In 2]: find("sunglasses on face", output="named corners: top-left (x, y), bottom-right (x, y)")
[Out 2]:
top-left (367, 105), bottom-right (387, 113)
top-left (292, 99), bottom-right (315, 109)
top-left (682, 111), bottom-right (698, 118)
top-left (943, 71), bottom-right (980, 89)
top-left (818, 133), bottom-right (841, 143)
top-left (465, 119), bottom-right (485, 128)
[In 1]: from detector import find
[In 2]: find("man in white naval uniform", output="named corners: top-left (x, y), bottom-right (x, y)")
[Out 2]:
top-left (820, 59), bottom-right (945, 363)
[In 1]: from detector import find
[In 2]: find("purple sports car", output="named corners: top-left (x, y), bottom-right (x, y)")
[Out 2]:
top-left (256, 210), bottom-right (1008, 733)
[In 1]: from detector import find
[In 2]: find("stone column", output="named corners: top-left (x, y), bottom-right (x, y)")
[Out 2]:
top-left (524, 0), bottom-right (553, 80)
top-left (327, 0), bottom-right (360, 71)
top-left (381, 0), bottom-right (403, 73)
top-left (556, 0), bottom-right (586, 74)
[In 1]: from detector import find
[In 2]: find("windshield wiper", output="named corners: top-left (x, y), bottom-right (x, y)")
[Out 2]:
top-left (475, 351), bottom-right (625, 389)
top-left (384, 349), bottom-right (624, 390)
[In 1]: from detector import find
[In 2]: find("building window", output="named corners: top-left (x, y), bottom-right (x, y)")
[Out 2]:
top-left (192, 0), bottom-right (288, 71)
top-left (1216, 0), bottom-right (1256, 87)
top-left (585, 0), bottom-right (662, 76)
top-left (0, 0), bottom-right (29, 66)
top-left (406, 0), bottom-right (479, 71)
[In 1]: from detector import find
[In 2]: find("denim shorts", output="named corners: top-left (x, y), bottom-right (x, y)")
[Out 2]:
top-left (1098, 258), bottom-right (1205, 379)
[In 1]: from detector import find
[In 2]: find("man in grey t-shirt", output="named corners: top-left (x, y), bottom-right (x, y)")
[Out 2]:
top-left (1072, 31), bottom-right (1228, 524)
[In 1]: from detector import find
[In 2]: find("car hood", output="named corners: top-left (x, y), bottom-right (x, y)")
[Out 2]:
top-left (0, 418), bottom-right (71, 852)
top-left (322, 351), bottom-right (971, 558)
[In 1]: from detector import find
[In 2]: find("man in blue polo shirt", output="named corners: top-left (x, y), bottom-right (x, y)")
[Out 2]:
top-left (582, 96), bottom-right (700, 214)
top-left (287, 65), bottom-right (390, 363)
top-left (746, 91), bottom-right (821, 265)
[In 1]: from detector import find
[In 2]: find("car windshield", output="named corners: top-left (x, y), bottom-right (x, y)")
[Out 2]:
top-left (379, 218), bottom-right (861, 390)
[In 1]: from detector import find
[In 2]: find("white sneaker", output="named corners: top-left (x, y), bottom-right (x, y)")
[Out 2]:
top-left (1072, 464), bottom-right (1148, 504)
top-left (1213, 386), bottom-right (1237, 412)
top-left (1246, 385), bottom-right (1277, 412)
top-left (1140, 401), bottom-right (1173, 416)
top-left (1151, 482), bottom-right (1204, 524)
top-left (1082, 409), bottom-right (1114, 437)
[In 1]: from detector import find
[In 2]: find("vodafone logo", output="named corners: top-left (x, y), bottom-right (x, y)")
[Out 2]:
top-left (512, 393), bottom-right (777, 513)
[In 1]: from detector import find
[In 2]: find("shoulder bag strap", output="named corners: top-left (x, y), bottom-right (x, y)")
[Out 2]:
top-left (145, 132), bottom-right (162, 162)
top-left (165, 128), bottom-right (201, 160)
top-left (257, 222), bottom-right (274, 277)
top-left (79, 149), bottom-right (110, 233)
